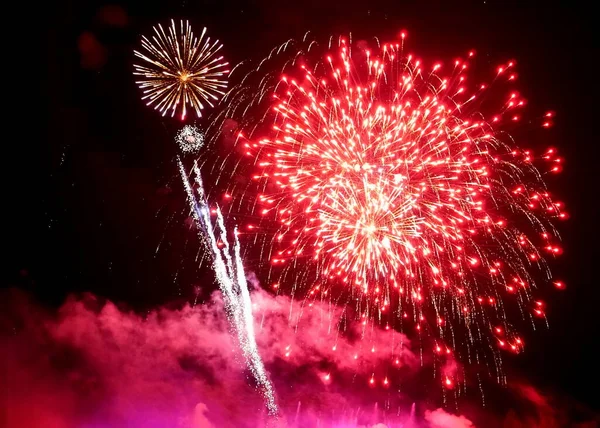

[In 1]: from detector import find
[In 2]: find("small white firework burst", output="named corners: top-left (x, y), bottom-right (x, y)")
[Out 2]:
top-left (176, 125), bottom-right (205, 154)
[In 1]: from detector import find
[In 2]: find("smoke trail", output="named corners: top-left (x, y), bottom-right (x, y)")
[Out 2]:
top-left (178, 156), bottom-right (278, 416)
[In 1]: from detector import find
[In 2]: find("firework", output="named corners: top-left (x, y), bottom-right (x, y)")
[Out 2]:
top-left (178, 157), bottom-right (278, 415)
top-left (132, 22), bottom-right (276, 414)
top-left (219, 35), bottom-right (565, 386)
top-left (134, 20), bottom-right (229, 120)
top-left (176, 125), bottom-right (205, 154)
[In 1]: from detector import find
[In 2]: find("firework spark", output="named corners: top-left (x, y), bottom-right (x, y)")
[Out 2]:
top-left (134, 20), bottom-right (229, 120)
top-left (178, 157), bottom-right (278, 416)
top-left (218, 35), bottom-right (565, 387)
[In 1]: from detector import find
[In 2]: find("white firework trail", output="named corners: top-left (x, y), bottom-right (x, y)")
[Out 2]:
top-left (177, 156), bottom-right (278, 416)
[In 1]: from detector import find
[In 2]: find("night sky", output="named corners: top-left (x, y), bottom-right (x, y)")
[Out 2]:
top-left (6, 0), bottom-right (599, 426)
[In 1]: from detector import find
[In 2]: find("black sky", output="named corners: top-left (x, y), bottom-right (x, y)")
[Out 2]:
top-left (10, 0), bottom-right (599, 415)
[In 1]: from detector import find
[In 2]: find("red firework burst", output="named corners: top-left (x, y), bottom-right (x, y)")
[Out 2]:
top-left (225, 34), bottom-right (565, 387)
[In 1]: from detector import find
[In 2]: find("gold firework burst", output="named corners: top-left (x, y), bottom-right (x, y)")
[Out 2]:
top-left (133, 19), bottom-right (229, 120)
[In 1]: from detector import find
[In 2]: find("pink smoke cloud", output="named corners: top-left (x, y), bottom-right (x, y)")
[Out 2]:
top-left (250, 285), bottom-right (418, 375)
top-left (2, 287), bottom-right (596, 427)
top-left (1, 289), bottom-right (261, 427)
top-left (191, 403), bottom-right (215, 428)
top-left (424, 408), bottom-right (475, 428)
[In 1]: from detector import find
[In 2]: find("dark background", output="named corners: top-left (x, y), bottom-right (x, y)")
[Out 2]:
top-left (10, 0), bottom-right (598, 414)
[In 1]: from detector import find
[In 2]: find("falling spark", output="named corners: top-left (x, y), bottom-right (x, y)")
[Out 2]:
top-left (178, 156), bottom-right (278, 416)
